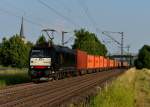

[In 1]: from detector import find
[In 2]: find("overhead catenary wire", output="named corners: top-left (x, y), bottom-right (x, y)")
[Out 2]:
top-left (77, 0), bottom-right (114, 53)
top-left (77, 0), bottom-right (103, 33)
top-left (2, 0), bottom-right (26, 14)
top-left (0, 7), bottom-right (44, 27)
top-left (52, 0), bottom-right (72, 14)
top-left (37, 0), bottom-right (78, 28)
top-left (77, 0), bottom-right (119, 45)
top-left (77, 0), bottom-right (109, 47)
top-left (1, 0), bottom-right (48, 26)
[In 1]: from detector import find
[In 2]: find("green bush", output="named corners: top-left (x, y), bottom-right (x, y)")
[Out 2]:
top-left (0, 35), bottom-right (33, 68)
top-left (0, 69), bottom-right (30, 88)
top-left (135, 45), bottom-right (150, 69)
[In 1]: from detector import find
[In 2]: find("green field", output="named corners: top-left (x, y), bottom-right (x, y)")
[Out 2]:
top-left (0, 68), bottom-right (30, 89)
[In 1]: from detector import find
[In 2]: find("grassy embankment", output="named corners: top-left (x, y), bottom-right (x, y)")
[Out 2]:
top-left (88, 68), bottom-right (150, 107)
top-left (89, 69), bottom-right (135, 107)
top-left (0, 68), bottom-right (30, 89)
top-left (135, 69), bottom-right (150, 107)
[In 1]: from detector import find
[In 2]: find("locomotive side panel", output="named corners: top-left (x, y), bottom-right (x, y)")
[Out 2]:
top-left (53, 46), bottom-right (76, 68)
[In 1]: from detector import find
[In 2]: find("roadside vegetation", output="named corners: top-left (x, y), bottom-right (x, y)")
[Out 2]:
top-left (135, 69), bottom-right (150, 107)
top-left (0, 35), bottom-right (33, 68)
top-left (0, 69), bottom-right (30, 89)
top-left (90, 68), bottom-right (135, 107)
top-left (72, 68), bottom-right (150, 107)
top-left (135, 45), bottom-right (150, 69)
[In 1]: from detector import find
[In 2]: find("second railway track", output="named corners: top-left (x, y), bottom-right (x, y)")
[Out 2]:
top-left (0, 69), bottom-right (126, 107)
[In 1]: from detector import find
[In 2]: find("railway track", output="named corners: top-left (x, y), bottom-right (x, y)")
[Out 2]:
top-left (0, 69), bottom-right (125, 107)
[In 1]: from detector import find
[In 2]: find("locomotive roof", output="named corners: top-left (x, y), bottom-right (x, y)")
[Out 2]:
top-left (53, 45), bottom-right (76, 55)
top-left (32, 45), bottom-right (76, 55)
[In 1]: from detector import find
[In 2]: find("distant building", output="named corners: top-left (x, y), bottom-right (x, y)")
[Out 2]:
top-left (19, 16), bottom-right (26, 43)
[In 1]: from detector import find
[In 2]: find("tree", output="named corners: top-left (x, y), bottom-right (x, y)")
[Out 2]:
top-left (0, 34), bottom-right (33, 68)
top-left (135, 45), bottom-right (150, 69)
top-left (72, 29), bottom-right (107, 55)
top-left (36, 35), bottom-right (47, 46)
top-left (134, 59), bottom-right (143, 69)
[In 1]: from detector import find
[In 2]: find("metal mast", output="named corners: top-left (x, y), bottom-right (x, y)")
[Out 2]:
top-left (102, 31), bottom-right (124, 67)
top-left (61, 31), bottom-right (68, 46)
top-left (42, 28), bottom-right (56, 46)
top-left (120, 32), bottom-right (124, 67)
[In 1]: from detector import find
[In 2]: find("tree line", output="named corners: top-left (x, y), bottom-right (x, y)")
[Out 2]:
top-left (0, 29), bottom-right (107, 68)
top-left (135, 45), bottom-right (150, 69)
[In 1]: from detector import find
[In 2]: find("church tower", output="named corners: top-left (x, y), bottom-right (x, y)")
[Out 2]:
top-left (20, 16), bottom-right (26, 42)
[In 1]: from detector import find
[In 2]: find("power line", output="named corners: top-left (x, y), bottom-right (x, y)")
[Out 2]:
top-left (37, 0), bottom-right (78, 27)
top-left (0, 7), bottom-right (44, 27)
top-left (77, 0), bottom-right (102, 33)
top-left (53, 0), bottom-right (72, 14)
top-left (2, 0), bottom-right (26, 14)
top-left (1, 0), bottom-right (47, 26)
top-left (77, 0), bottom-right (112, 52)
top-left (77, 0), bottom-right (109, 48)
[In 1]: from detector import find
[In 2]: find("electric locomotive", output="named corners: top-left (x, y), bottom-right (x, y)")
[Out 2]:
top-left (28, 44), bottom-right (76, 81)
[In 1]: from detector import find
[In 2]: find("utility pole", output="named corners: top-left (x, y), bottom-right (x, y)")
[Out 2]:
top-left (126, 45), bottom-right (131, 66)
top-left (120, 32), bottom-right (124, 67)
top-left (61, 31), bottom-right (68, 46)
top-left (102, 31), bottom-right (124, 67)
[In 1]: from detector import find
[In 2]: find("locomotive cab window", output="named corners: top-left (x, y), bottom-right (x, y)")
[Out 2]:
top-left (30, 48), bottom-right (51, 58)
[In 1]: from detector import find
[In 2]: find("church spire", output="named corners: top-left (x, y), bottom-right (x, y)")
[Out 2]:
top-left (20, 16), bottom-right (25, 38)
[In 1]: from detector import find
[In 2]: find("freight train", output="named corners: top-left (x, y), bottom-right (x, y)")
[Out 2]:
top-left (28, 44), bottom-right (129, 81)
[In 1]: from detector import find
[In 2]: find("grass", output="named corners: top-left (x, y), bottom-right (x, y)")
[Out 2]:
top-left (89, 68), bottom-right (136, 107)
top-left (86, 68), bottom-right (150, 107)
top-left (0, 65), bottom-right (14, 68)
top-left (0, 68), bottom-right (30, 89)
top-left (135, 69), bottom-right (150, 107)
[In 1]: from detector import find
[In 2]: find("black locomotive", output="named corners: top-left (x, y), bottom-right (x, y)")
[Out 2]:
top-left (28, 45), bottom-right (76, 81)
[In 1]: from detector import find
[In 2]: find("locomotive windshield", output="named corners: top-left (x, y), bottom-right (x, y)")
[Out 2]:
top-left (30, 48), bottom-right (51, 58)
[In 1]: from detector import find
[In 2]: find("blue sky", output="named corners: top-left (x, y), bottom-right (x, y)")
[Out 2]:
top-left (0, 0), bottom-right (150, 54)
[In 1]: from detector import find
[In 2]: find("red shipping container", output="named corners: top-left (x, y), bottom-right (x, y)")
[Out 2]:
top-left (117, 61), bottom-right (119, 67)
top-left (99, 56), bottom-right (104, 68)
top-left (94, 56), bottom-right (100, 68)
top-left (87, 55), bottom-right (94, 69)
top-left (112, 60), bottom-right (115, 68)
top-left (118, 61), bottom-right (121, 67)
top-left (76, 50), bottom-right (87, 70)
top-left (112, 60), bottom-right (114, 67)
top-left (110, 59), bottom-right (113, 67)
top-left (116, 60), bottom-right (119, 68)
top-left (123, 61), bottom-right (128, 67)
top-left (103, 58), bottom-right (107, 68)
top-left (114, 60), bottom-right (116, 67)
top-left (107, 58), bottom-right (110, 68)
top-left (115, 61), bottom-right (118, 67)
top-left (109, 59), bottom-right (112, 68)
